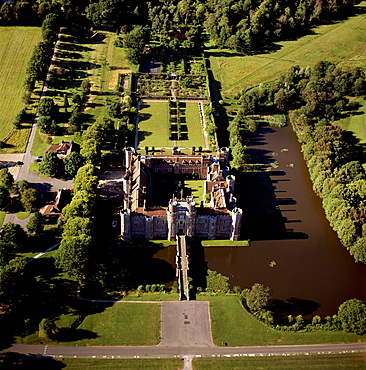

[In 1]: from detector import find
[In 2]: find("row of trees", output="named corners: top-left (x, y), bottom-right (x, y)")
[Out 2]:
top-left (241, 283), bottom-right (366, 335)
top-left (54, 164), bottom-right (99, 280)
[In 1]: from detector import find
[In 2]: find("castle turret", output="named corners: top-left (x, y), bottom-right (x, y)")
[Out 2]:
top-left (145, 216), bottom-right (154, 239)
top-left (230, 207), bottom-right (242, 241)
top-left (125, 147), bottom-right (134, 169)
top-left (167, 200), bottom-right (178, 241)
top-left (120, 208), bottom-right (131, 242)
top-left (185, 198), bottom-right (196, 238)
top-left (226, 174), bottom-right (235, 194)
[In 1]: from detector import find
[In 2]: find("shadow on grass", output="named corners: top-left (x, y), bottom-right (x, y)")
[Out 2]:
top-left (54, 328), bottom-right (99, 342)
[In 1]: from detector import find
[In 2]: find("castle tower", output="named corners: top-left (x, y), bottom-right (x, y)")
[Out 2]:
top-left (167, 200), bottom-right (178, 241)
top-left (226, 174), bottom-right (235, 194)
top-left (125, 147), bottom-right (134, 170)
top-left (145, 216), bottom-right (154, 239)
top-left (230, 207), bottom-right (243, 241)
top-left (185, 198), bottom-right (196, 238)
top-left (218, 147), bottom-right (230, 167)
top-left (120, 209), bottom-right (131, 242)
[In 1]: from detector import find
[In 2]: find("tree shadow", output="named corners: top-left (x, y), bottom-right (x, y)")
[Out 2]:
top-left (0, 352), bottom-right (65, 369)
top-left (269, 297), bottom-right (321, 323)
top-left (138, 130), bottom-right (153, 143)
top-left (53, 328), bottom-right (99, 342)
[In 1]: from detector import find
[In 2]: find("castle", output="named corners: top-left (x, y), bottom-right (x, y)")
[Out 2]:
top-left (120, 147), bottom-right (242, 241)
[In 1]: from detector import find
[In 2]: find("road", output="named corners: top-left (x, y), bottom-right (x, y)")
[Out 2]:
top-left (3, 342), bottom-right (365, 359)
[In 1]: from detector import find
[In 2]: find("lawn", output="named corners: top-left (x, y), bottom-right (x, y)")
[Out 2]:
top-left (183, 102), bottom-right (206, 148)
top-left (18, 302), bottom-right (160, 346)
top-left (138, 101), bottom-right (170, 147)
top-left (337, 97), bottom-right (366, 143)
top-left (0, 27), bottom-right (41, 153)
top-left (192, 353), bottom-right (366, 369)
top-left (57, 358), bottom-right (183, 369)
top-left (201, 240), bottom-right (249, 247)
top-left (185, 180), bottom-right (205, 205)
top-left (199, 296), bottom-right (366, 346)
top-left (209, 1), bottom-right (366, 97)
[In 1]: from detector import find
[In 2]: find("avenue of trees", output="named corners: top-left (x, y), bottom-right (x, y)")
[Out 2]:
top-left (232, 61), bottom-right (366, 262)
top-left (54, 163), bottom-right (98, 280)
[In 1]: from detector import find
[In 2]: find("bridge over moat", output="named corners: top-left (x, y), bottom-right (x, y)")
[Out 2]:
top-left (176, 234), bottom-right (189, 301)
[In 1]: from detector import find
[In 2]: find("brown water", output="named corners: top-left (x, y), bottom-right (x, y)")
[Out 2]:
top-left (153, 125), bottom-right (366, 317)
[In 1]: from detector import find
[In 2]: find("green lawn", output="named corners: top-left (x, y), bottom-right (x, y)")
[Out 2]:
top-left (337, 98), bottom-right (366, 143)
top-left (0, 27), bottom-right (41, 153)
top-left (185, 180), bottom-right (205, 205)
top-left (58, 358), bottom-right (183, 369)
top-left (182, 102), bottom-right (206, 147)
top-left (209, 1), bottom-right (366, 97)
top-left (199, 296), bottom-right (365, 346)
top-left (201, 240), bottom-right (249, 247)
top-left (138, 101), bottom-right (170, 147)
top-left (192, 353), bottom-right (366, 369)
top-left (18, 302), bottom-right (160, 346)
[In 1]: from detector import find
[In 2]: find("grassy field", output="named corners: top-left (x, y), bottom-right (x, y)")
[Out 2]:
top-left (201, 240), bottom-right (249, 247)
top-left (138, 101), bottom-right (170, 147)
top-left (337, 97), bottom-right (366, 143)
top-left (192, 353), bottom-right (366, 369)
top-left (18, 302), bottom-right (160, 346)
top-left (0, 27), bottom-right (41, 153)
top-left (57, 358), bottom-right (183, 369)
top-left (199, 296), bottom-right (365, 346)
top-left (209, 1), bottom-right (366, 98)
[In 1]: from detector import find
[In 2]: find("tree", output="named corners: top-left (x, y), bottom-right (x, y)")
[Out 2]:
top-left (206, 269), bottom-right (230, 293)
top-left (27, 41), bottom-right (52, 82)
top-left (27, 212), bottom-right (44, 234)
top-left (0, 186), bottom-right (10, 210)
top-left (1, 222), bottom-right (27, 251)
top-left (20, 187), bottom-right (38, 212)
top-left (39, 151), bottom-right (63, 177)
top-left (64, 152), bottom-right (84, 178)
top-left (63, 191), bottom-right (96, 220)
top-left (73, 163), bottom-right (99, 193)
top-left (55, 232), bottom-right (94, 280)
top-left (37, 97), bottom-right (58, 117)
top-left (0, 168), bottom-right (14, 191)
top-left (0, 241), bottom-right (18, 267)
top-left (245, 283), bottom-right (272, 312)
top-left (82, 116), bottom-right (115, 148)
top-left (80, 139), bottom-right (101, 165)
top-left (124, 25), bottom-right (150, 65)
top-left (0, 257), bottom-right (27, 309)
top-left (338, 299), bottom-right (366, 335)
top-left (37, 116), bottom-right (58, 135)
top-left (352, 237), bottom-right (366, 264)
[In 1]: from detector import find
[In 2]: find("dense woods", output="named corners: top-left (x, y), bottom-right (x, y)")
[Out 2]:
top-left (1, 0), bottom-right (360, 55)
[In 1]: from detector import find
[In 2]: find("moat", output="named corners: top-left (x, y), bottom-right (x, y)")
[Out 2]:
top-left (152, 124), bottom-right (366, 317)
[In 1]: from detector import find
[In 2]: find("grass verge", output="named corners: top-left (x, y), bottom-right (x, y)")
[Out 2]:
top-left (198, 296), bottom-right (365, 346)
top-left (192, 353), bottom-right (366, 369)
top-left (58, 358), bottom-right (183, 369)
top-left (201, 240), bottom-right (249, 247)
top-left (0, 211), bottom-right (5, 227)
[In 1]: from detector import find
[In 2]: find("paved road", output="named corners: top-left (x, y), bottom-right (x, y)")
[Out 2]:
top-left (3, 342), bottom-right (365, 359)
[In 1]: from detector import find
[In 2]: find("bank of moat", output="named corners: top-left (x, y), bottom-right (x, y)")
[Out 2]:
top-left (120, 147), bottom-right (242, 241)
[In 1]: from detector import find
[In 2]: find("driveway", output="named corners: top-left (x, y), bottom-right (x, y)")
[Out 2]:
top-left (160, 301), bottom-right (213, 347)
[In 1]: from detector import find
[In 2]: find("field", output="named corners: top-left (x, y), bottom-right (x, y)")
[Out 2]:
top-left (0, 27), bottom-right (41, 153)
top-left (192, 353), bottom-right (366, 369)
top-left (209, 1), bottom-right (366, 97)
top-left (199, 296), bottom-right (366, 346)
top-left (337, 97), bottom-right (366, 143)
top-left (18, 302), bottom-right (160, 346)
